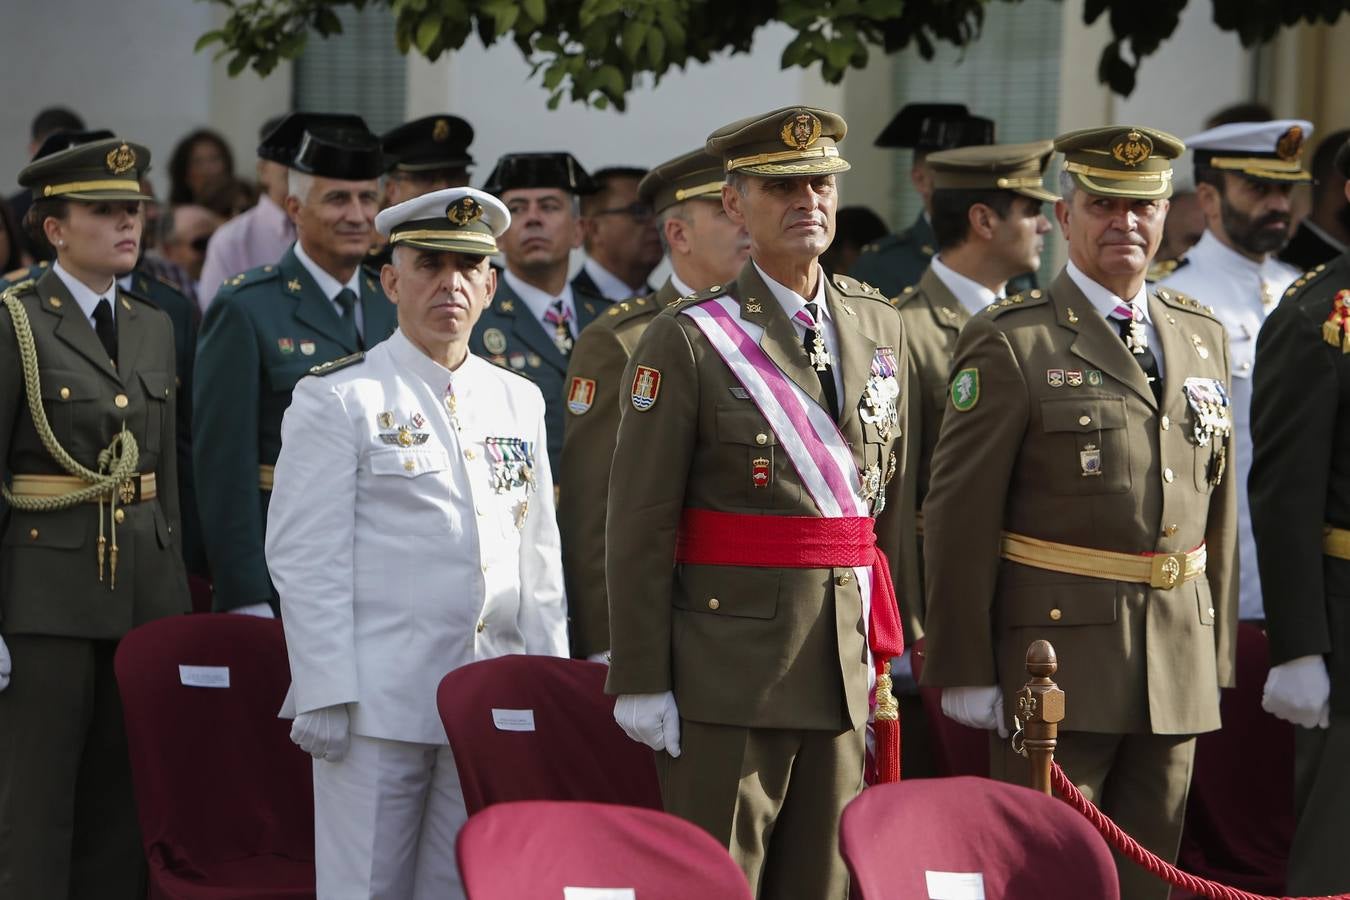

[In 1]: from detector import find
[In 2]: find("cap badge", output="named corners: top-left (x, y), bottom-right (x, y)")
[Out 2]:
top-left (105, 143), bottom-right (137, 175)
top-left (1111, 131), bottom-right (1152, 168)
top-left (1276, 125), bottom-right (1304, 161)
top-left (780, 112), bottom-right (822, 151)
top-left (447, 197), bottom-right (484, 227)
top-left (432, 118), bottom-right (451, 142)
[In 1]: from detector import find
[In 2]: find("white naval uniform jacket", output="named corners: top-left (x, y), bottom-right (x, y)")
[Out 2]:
top-left (267, 328), bottom-right (568, 745)
top-left (1162, 231), bottom-right (1300, 621)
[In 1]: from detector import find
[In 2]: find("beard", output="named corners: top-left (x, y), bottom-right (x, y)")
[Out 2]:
top-left (1220, 194), bottom-right (1292, 256)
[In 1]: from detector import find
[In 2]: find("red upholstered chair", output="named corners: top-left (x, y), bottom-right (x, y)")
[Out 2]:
top-left (437, 655), bottom-right (662, 814)
top-left (1174, 622), bottom-right (1295, 897)
top-left (114, 614), bottom-right (315, 899)
top-left (910, 637), bottom-right (992, 777)
top-left (841, 776), bottom-right (1120, 900)
top-left (457, 800), bottom-right (753, 900)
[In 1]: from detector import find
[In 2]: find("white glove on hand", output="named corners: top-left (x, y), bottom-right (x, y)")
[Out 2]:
top-left (0, 636), bottom-right (11, 692)
top-left (613, 691), bottom-right (682, 757)
top-left (1263, 655), bottom-right (1331, 729)
top-left (290, 704), bottom-right (351, 761)
top-left (941, 685), bottom-right (1007, 738)
top-left (230, 602), bottom-right (276, 618)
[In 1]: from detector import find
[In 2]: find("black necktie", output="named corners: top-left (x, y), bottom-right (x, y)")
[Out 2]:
top-left (335, 288), bottom-right (363, 350)
top-left (800, 301), bottom-right (840, 421)
top-left (93, 298), bottom-right (117, 366)
top-left (1110, 304), bottom-right (1161, 404)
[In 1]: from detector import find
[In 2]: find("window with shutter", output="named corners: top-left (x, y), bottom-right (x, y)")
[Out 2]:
top-left (292, 4), bottom-right (407, 135)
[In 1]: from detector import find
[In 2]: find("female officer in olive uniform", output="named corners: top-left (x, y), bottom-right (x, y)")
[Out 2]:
top-left (0, 136), bottom-right (189, 898)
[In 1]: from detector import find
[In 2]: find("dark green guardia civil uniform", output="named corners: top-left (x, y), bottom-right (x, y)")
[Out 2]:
top-left (0, 137), bottom-right (188, 899)
top-left (849, 212), bottom-right (937, 299)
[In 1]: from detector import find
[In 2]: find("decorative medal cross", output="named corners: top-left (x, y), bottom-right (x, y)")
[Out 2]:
top-left (1125, 305), bottom-right (1149, 356)
top-left (809, 329), bottom-right (832, 371)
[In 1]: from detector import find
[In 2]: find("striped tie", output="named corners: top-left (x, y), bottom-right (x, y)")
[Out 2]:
top-left (1109, 300), bottom-right (1160, 403)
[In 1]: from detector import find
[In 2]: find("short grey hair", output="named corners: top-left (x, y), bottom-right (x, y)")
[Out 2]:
top-left (1058, 169), bottom-right (1077, 203)
top-left (287, 170), bottom-right (314, 204)
top-left (655, 203), bottom-right (691, 255)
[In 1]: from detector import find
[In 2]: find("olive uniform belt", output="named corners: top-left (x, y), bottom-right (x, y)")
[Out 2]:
top-left (10, 472), bottom-right (157, 504)
top-left (1323, 525), bottom-right (1350, 560)
top-left (259, 465), bottom-right (274, 491)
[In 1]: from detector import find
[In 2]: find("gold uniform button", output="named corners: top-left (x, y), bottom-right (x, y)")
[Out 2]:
top-left (836, 571), bottom-right (853, 586)
top-left (29, 528), bottom-right (39, 541)
top-left (114, 394), bottom-right (129, 409)
top-left (59, 386), bottom-right (71, 400)
top-left (1078, 415), bottom-right (1091, 426)
top-left (465, 449), bottom-right (476, 460)
top-left (755, 433), bottom-right (768, 446)
top-left (114, 509), bottom-right (125, 524)
top-left (476, 620), bottom-right (486, 633)
top-left (1049, 608), bottom-right (1063, 621)
top-left (1160, 415), bottom-right (1170, 431)
top-left (1164, 467), bottom-right (1175, 483)
top-left (1164, 524), bottom-right (1178, 536)
top-left (403, 459), bottom-right (416, 472)
top-left (1208, 607), bottom-right (1216, 617)
top-left (707, 598), bottom-right (721, 610)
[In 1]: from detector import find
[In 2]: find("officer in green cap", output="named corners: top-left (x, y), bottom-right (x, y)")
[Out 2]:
top-left (1250, 135), bottom-right (1350, 894)
top-left (193, 114), bottom-right (397, 616)
top-left (605, 106), bottom-right (912, 899)
top-left (920, 125), bottom-right (1237, 900)
top-left (559, 147), bottom-right (749, 661)
top-left (0, 135), bottom-right (189, 897)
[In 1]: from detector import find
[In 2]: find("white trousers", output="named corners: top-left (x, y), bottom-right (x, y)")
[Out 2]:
top-left (312, 733), bottom-right (468, 900)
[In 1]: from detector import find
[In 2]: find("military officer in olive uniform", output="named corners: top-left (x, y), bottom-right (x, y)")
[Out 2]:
top-left (606, 108), bottom-right (911, 899)
top-left (1249, 137), bottom-right (1350, 894)
top-left (849, 104), bottom-right (995, 297)
top-left (194, 115), bottom-right (396, 615)
top-left (0, 137), bottom-right (189, 898)
top-left (471, 152), bottom-right (610, 476)
top-left (892, 140), bottom-right (1057, 775)
top-left (560, 148), bottom-right (748, 660)
top-left (920, 127), bottom-right (1238, 900)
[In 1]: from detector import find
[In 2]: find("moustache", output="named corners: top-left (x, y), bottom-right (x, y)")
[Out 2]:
top-left (1254, 212), bottom-right (1291, 230)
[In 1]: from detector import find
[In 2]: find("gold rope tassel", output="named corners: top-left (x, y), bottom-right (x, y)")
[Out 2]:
top-left (97, 496), bottom-right (106, 582)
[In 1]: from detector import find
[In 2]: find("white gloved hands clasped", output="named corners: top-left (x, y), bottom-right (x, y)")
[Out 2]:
top-left (613, 691), bottom-right (682, 757)
top-left (1263, 655), bottom-right (1331, 729)
top-left (941, 685), bottom-right (1008, 738)
top-left (290, 703), bottom-right (351, 761)
top-left (0, 635), bottom-right (10, 693)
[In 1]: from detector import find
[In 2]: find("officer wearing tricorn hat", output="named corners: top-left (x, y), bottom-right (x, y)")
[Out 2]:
top-left (266, 185), bottom-right (567, 900)
top-left (920, 125), bottom-right (1238, 900)
top-left (194, 113), bottom-right (397, 617)
top-left (0, 135), bottom-right (189, 897)
top-left (605, 106), bottom-right (911, 898)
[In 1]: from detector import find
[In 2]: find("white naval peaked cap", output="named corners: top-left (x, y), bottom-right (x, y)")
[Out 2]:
top-left (1185, 119), bottom-right (1314, 182)
top-left (374, 186), bottom-right (511, 255)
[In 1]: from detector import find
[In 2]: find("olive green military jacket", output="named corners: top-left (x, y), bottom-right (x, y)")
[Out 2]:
top-left (604, 261), bottom-right (912, 732)
top-left (193, 244), bottom-right (397, 612)
top-left (1250, 255), bottom-right (1350, 715)
top-left (560, 279), bottom-right (678, 659)
top-left (919, 269), bottom-right (1238, 736)
top-left (0, 270), bottom-right (189, 637)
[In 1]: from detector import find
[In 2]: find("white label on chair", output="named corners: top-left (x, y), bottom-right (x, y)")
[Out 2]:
top-left (563, 889), bottom-right (636, 900)
top-left (178, 665), bottom-right (230, 688)
top-left (491, 708), bottom-right (536, 731)
top-left (925, 871), bottom-right (985, 899)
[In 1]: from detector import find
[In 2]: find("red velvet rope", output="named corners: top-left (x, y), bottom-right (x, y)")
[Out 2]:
top-left (1050, 763), bottom-right (1350, 900)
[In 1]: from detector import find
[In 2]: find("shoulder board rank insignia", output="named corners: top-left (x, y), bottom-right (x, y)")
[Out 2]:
top-left (309, 351), bottom-right (365, 376)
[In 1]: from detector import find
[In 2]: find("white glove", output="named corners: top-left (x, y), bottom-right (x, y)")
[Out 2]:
top-left (587, 651), bottom-right (611, 666)
top-left (230, 602), bottom-right (276, 618)
top-left (1263, 655), bottom-right (1331, 729)
top-left (613, 691), bottom-right (682, 757)
top-left (941, 685), bottom-right (1008, 738)
top-left (0, 636), bottom-right (10, 692)
top-left (290, 704), bottom-right (352, 761)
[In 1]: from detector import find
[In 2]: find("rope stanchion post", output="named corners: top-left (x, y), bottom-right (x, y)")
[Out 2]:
top-left (1015, 639), bottom-right (1064, 795)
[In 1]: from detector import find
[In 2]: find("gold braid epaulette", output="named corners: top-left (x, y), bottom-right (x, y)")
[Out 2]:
top-left (2, 281), bottom-right (140, 587)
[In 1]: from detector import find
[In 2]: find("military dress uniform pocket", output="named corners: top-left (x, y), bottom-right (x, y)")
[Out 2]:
top-left (138, 370), bottom-right (173, 452)
top-left (368, 447), bottom-right (451, 478)
top-left (673, 565), bottom-right (780, 619)
top-left (998, 581), bottom-right (1119, 628)
top-left (1040, 397), bottom-right (1131, 495)
top-left (716, 404), bottom-right (799, 508)
top-left (39, 369), bottom-right (102, 448)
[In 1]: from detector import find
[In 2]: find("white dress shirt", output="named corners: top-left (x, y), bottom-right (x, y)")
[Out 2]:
top-left (1161, 230), bottom-right (1301, 620)
top-left (929, 255), bottom-right (1004, 315)
top-left (581, 256), bottom-right (645, 300)
top-left (502, 269), bottom-right (577, 337)
top-left (1066, 260), bottom-right (1164, 380)
top-left (670, 272), bottom-right (696, 298)
top-left (755, 261), bottom-right (845, 405)
top-left (51, 260), bottom-right (117, 331)
top-left (267, 329), bottom-right (569, 744)
top-left (293, 241), bottom-right (366, 339)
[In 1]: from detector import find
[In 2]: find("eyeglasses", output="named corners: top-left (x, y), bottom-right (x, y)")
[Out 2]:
top-left (590, 202), bottom-right (654, 222)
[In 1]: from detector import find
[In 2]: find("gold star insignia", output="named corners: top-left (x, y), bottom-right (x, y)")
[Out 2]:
top-left (287, 279), bottom-right (302, 292)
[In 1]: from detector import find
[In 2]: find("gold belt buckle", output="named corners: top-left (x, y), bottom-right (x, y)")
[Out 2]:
top-left (1149, 552), bottom-right (1185, 589)
top-left (119, 477), bottom-right (136, 504)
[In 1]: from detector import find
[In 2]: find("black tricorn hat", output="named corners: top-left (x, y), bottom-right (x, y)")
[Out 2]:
top-left (480, 152), bottom-right (597, 196)
top-left (259, 112), bottom-right (382, 179)
top-left (875, 103), bottom-right (996, 152)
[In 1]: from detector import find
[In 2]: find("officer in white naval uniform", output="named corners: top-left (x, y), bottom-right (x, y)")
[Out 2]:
top-left (265, 186), bottom-right (568, 900)
top-left (1162, 118), bottom-right (1312, 621)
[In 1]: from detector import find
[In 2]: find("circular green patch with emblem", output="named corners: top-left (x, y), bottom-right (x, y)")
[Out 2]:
top-left (951, 367), bottom-right (979, 412)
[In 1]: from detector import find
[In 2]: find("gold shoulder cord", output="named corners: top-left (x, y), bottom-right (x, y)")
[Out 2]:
top-left (2, 282), bottom-right (139, 587)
